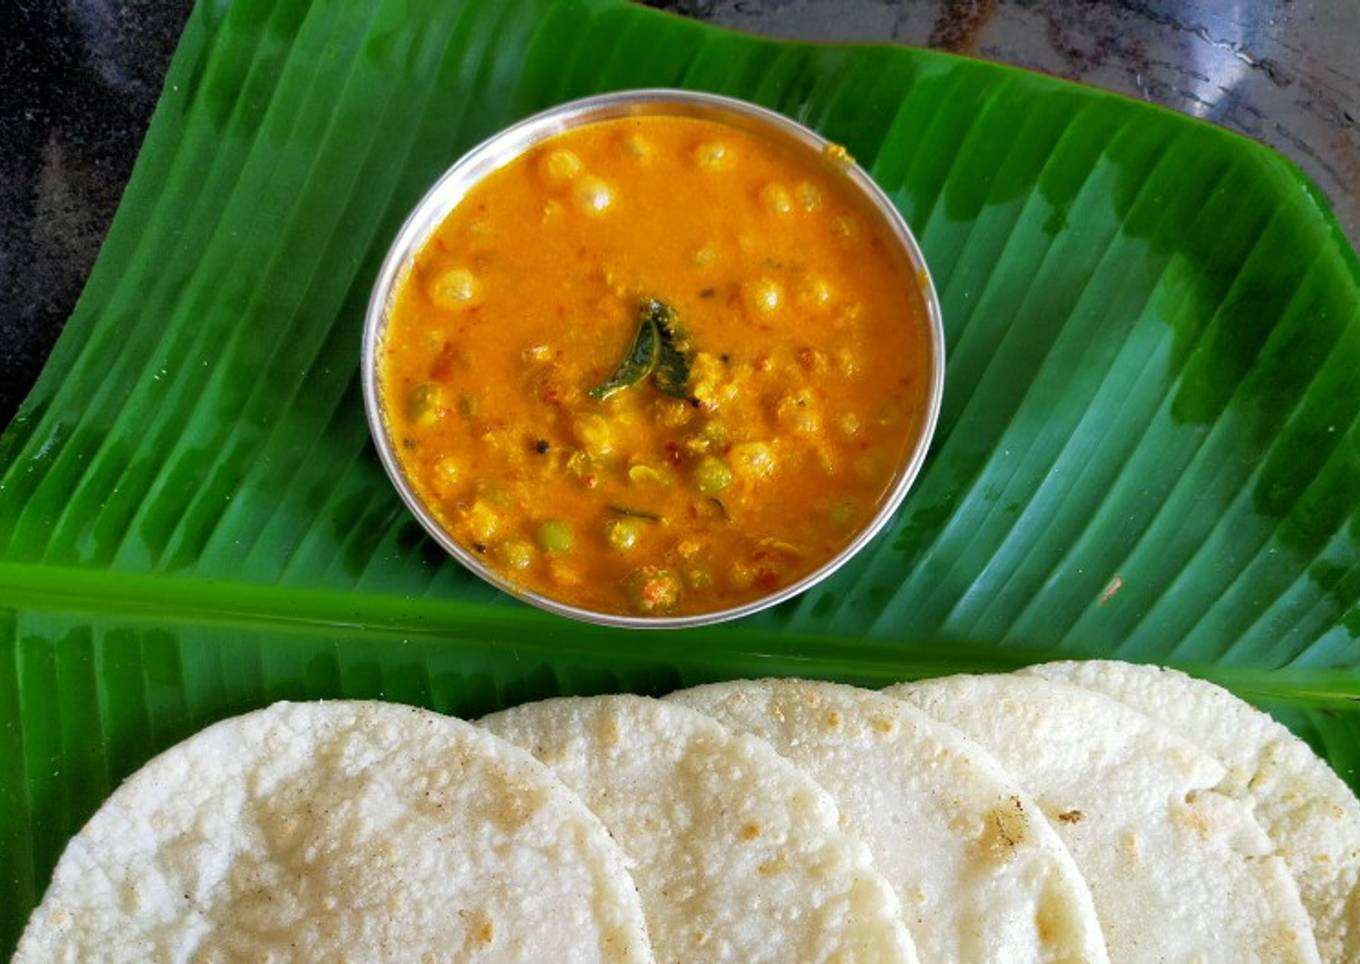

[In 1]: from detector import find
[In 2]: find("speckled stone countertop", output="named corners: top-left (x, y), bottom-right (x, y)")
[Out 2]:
top-left (3, 0), bottom-right (1357, 423)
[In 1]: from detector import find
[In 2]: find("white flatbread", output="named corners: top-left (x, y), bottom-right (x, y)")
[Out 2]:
top-left (667, 678), bottom-right (1109, 963)
top-left (1026, 660), bottom-right (1360, 963)
top-left (480, 694), bottom-right (917, 964)
top-left (16, 701), bottom-right (654, 964)
top-left (887, 675), bottom-right (1320, 964)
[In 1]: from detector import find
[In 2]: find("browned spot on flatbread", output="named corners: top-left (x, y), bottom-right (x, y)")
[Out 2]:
top-left (978, 795), bottom-right (1028, 860)
top-left (1173, 794), bottom-right (1217, 840)
top-left (757, 855), bottom-right (787, 876)
top-left (458, 910), bottom-right (495, 952)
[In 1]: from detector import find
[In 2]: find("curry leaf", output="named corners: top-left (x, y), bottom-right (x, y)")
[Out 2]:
top-left (588, 298), bottom-right (690, 401)
top-left (608, 503), bottom-right (663, 521)
top-left (647, 299), bottom-right (694, 400)
top-left (588, 304), bottom-right (660, 400)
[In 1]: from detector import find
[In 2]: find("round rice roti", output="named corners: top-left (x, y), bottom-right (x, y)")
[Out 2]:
top-left (667, 678), bottom-right (1109, 963)
top-left (1026, 660), bottom-right (1360, 963)
top-left (887, 675), bottom-right (1321, 964)
top-left (480, 694), bottom-right (917, 964)
top-left (16, 701), bottom-right (654, 964)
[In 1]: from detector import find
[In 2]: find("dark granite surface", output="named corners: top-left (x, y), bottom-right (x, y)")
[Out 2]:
top-left (3, 0), bottom-right (1357, 425)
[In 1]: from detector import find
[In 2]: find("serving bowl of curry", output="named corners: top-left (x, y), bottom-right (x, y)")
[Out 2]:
top-left (363, 90), bottom-right (943, 627)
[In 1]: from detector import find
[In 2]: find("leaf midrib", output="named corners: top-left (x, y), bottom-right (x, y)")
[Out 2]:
top-left (3, 561), bottom-right (1356, 707)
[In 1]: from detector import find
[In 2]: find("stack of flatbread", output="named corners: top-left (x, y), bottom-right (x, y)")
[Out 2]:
top-left (17, 661), bottom-right (1358, 962)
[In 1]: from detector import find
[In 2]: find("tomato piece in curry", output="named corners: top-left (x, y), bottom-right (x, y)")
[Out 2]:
top-left (379, 115), bottom-right (931, 616)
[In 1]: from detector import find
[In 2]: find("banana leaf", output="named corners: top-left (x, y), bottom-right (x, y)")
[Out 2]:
top-left (3, 0), bottom-right (1359, 950)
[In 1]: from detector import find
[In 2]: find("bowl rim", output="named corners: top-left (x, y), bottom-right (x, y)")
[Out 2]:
top-left (361, 87), bottom-right (945, 629)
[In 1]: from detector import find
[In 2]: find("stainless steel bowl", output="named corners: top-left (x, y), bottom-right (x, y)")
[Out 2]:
top-left (362, 88), bottom-right (945, 629)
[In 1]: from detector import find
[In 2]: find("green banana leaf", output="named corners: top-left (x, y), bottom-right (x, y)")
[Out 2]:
top-left (3, 0), bottom-right (1360, 949)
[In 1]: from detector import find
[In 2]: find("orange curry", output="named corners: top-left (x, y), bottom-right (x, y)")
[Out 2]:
top-left (380, 115), bottom-right (930, 616)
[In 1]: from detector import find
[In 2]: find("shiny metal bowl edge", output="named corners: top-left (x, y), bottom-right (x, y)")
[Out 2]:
top-left (362, 88), bottom-right (945, 629)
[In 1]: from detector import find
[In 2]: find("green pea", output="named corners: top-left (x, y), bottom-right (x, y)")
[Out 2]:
top-left (693, 456), bottom-right (732, 495)
top-left (685, 566), bottom-right (713, 590)
top-left (407, 383), bottom-right (446, 426)
top-left (830, 499), bottom-right (857, 530)
top-left (604, 518), bottom-right (642, 552)
top-left (536, 519), bottom-right (575, 554)
top-left (476, 481), bottom-right (513, 507)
